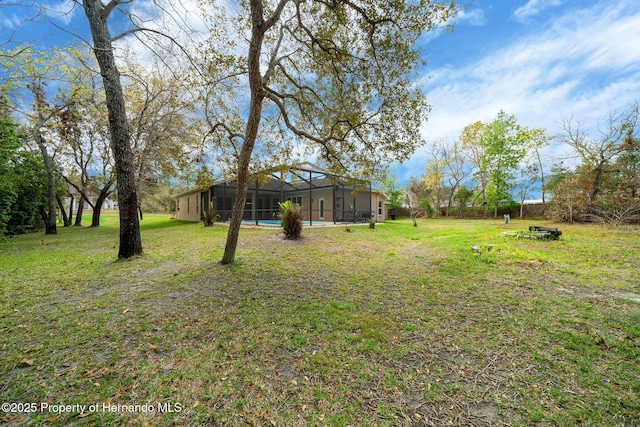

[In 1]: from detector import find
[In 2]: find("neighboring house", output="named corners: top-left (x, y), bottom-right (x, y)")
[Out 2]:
top-left (64, 185), bottom-right (117, 212)
top-left (175, 162), bottom-right (387, 224)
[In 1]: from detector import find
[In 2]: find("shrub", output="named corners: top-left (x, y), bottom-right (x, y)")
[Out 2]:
top-left (279, 200), bottom-right (302, 239)
top-left (592, 191), bottom-right (640, 226)
top-left (203, 202), bottom-right (219, 226)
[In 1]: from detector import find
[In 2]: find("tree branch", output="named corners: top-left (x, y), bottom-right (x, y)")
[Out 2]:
top-left (263, 24), bottom-right (285, 85)
top-left (112, 27), bottom-right (204, 79)
top-left (103, 0), bottom-right (132, 20)
top-left (264, 89), bottom-right (348, 170)
top-left (263, 0), bottom-right (291, 32)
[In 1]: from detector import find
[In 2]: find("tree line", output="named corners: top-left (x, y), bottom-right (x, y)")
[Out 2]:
top-left (0, 45), bottom-right (198, 237)
top-left (384, 106), bottom-right (640, 225)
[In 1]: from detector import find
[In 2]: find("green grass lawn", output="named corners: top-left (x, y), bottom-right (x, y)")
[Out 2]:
top-left (1, 214), bottom-right (639, 426)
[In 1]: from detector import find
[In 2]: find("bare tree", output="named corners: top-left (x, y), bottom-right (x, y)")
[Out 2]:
top-left (56, 71), bottom-right (115, 228)
top-left (32, 92), bottom-right (58, 235)
top-left (559, 102), bottom-right (639, 207)
top-left (0, 1), bottom-right (48, 50)
top-left (122, 56), bottom-right (198, 219)
top-left (526, 128), bottom-right (550, 211)
top-left (421, 141), bottom-right (447, 217)
top-left (515, 164), bottom-right (538, 218)
top-left (405, 176), bottom-right (422, 226)
top-left (441, 139), bottom-right (472, 216)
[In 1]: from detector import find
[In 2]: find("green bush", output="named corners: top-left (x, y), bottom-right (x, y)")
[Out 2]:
top-left (279, 200), bottom-right (302, 239)
top-left (498, 200), bottom-right (521, 214)
top-left (5, 150), bottom-right (46, 235)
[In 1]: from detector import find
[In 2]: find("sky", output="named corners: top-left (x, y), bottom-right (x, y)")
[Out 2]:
top-left (2, 0), bottom-right (640, 187)
top-left (394, 0), bottom-right (640, 184)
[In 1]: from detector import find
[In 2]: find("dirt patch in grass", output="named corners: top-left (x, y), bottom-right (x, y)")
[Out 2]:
top-left (607, 290), bottom-right (640, 303)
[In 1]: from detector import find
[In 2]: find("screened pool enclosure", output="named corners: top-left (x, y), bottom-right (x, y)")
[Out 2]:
top-left (176, 163), bottom-right (387, 225)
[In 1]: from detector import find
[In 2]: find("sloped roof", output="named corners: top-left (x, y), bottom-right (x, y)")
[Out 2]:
top-left (296, 161), bottom-right (330, 174)
top-left (175, 187), bottom-right (208, 198)
top-left (177, 162), bottom-right (380, 198)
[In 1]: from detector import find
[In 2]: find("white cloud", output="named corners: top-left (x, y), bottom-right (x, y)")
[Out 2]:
top-left (513, 0), bottom-right (563, 22)
top-left (2, 13), bottom-right (24, 31)
top-left (10, 0), bottom-right (79, 27)
top-left (420, 1), bottom-right (640, 135)
top-left (46, 1), bottom-right (78, 26)
top-left (405, 0), bottom-right (640, 177)
top-left (456, 8), bottom-right (486, 26)
top-left (0, 3), bottom-right (52, 35)
top-left (419, 5), bottom-right (486, 46)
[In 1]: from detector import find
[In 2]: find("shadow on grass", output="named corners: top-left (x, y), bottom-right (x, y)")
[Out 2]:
top-left (139, 218), bottom-right (197, 231)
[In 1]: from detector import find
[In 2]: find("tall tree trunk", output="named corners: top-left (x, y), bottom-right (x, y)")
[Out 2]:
top-left (34, 131), bottom-right (57, 234)
top-left (68, 195), bottom-right (74, 225)
top-left (92, 186), bottom-right (111, 227)
top-left (221, 0), bottom-right (267, 264)
top-left (535, 149), bottom-right (546, 213)
top-left (83, 0), bottom-right (142, 258)
top-left (590, 164), bottom-right (604, 208)
top-left (75, 196), bottom-right (85, 226)
top-left (446, 185), bottom-right (457, 217)
top-left (493, 182), bottom-right (499, 218)
top-left (38, 206), bottom-right (56, 234)
top-left (56, 196), bottom-right (71, 227)
top-left (92, 199), bottom-right (103, 227)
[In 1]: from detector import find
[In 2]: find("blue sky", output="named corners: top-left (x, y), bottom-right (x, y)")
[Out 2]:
top-left (394, 0), bottom-right (640, 184)
top-left (3, 0), bottom-right (640, 188)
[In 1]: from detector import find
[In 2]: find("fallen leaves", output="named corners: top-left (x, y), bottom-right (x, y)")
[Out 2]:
top-left (19, 358), bottom-right (35, 367)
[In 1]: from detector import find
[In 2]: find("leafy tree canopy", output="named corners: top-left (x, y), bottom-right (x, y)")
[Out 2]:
top-left (200, 0), bottom-right (458, 263)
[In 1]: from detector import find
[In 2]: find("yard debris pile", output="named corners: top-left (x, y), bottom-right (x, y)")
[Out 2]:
top-left (502, 225), bottom-right (563, 240)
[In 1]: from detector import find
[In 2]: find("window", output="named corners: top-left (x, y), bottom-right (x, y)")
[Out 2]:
top-left (319, 198), bottom-right (325, 220)
top-left (187, 197), bottom-right (190, 213)
top-left (287, 196), bottom-right (303, 206)
top-left (378, 201), bottom-right (383, 216)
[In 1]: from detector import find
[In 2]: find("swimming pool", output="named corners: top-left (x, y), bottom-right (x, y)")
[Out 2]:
top-left (242, 219), bottom-right (314, 226)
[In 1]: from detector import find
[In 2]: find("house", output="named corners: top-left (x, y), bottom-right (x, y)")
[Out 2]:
top-left (64, 184), bottom-right (117, 212)
top-left (175, 162), bottom-right (387, 224)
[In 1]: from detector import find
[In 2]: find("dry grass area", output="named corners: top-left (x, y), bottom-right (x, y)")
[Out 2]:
top-left (1, 215), bottom-right (639, 426)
